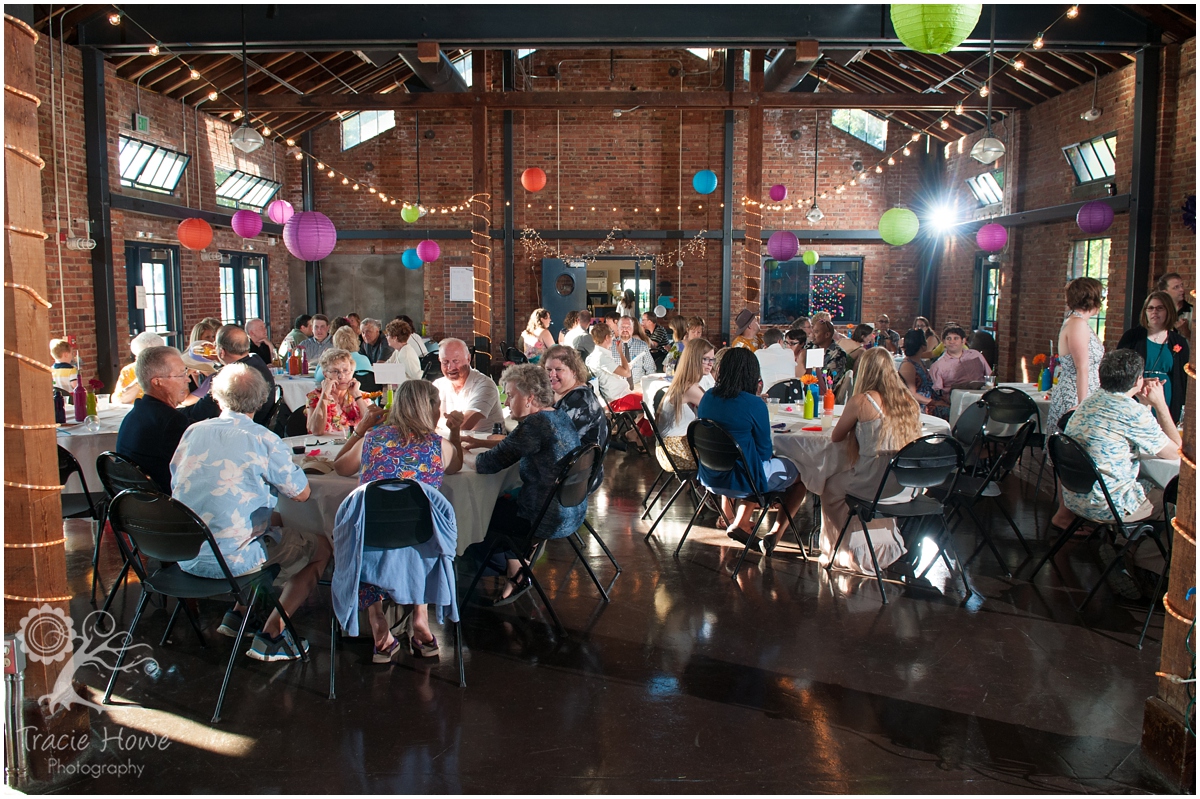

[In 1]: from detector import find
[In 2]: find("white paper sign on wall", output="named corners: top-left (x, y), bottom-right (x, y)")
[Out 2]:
top-left (449, 267), bottom-right (473, 302)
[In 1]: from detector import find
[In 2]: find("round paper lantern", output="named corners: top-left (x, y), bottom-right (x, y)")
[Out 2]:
top-left (521, 167), bottom-right (547, 192)
top-left (692, 169), bottom-right (718, 195)
top-left (283, 211), bottom-right (338, 261)
top-left (802, 250), bottom-right (820, 266)
top-left (266, 199), bottom-right (294, 226)
top-left (1076, 200), bottom-right (1114, 235)
top-left (400, 205), bottom-right (421, 224)
top-left (416, 239), bottom-right (440, 263)
top-left (769, 184), bottom-right (788, 202)
top-left (878, 208), bottom-right (920, 246)
top-left (231, 209), bottom-right (263, 239)
top-left (890, 4), bottom-right (983, 55)
top-left (767, 230), bottom-right (799, 262)
top-left (976, 222), bottom-right (1008, 252)
top-left (177, 217), bottom-right (212, 251)
top-left (402, 248), bottom-right (422, 270)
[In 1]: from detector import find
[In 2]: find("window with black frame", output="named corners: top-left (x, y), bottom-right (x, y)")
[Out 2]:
top-left (218, 252), bottom-right (268, 327)
top-left (972, 253), bottom-right (1000, 334)
top-left (761, 256), bottom-right (863, 325)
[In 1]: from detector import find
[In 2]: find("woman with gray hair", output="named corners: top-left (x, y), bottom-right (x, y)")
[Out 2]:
top-left (307, 348), bottom-right (371, 435)
top-left (464, 363), bottom-right (584, 605)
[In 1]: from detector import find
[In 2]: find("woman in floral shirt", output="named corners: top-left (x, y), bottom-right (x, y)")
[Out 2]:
top-left (306, 348), bottom-right (372, 435)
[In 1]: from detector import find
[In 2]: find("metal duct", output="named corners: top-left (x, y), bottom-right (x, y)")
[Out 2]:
top-left (397, 48), bottom-right (468, 92)
top-left (762, 44), bottom-right (821, 93)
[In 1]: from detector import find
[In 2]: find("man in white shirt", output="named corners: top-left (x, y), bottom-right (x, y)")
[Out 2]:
top-left (433, 337), bottom-right (503, 433)
top-left (564, 310), bottom-right (593, 356)
top-left (755, 328), bottom-right (796, 389)
top-left (586, 324), bottom-right (644, 411)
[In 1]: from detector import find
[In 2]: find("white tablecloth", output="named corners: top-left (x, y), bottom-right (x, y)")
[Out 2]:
top-left (1139, 457), bottom-right (1180, 490)
top-left (274, 438), bottom-right (520, 555)
top-left (640, 375), bottom-right (671, 410)
top-left (276, 375), bottom-right (318, 411)
top-left (770, 405), bottom-right (951, 495)
top-left (57, 399), bottom-right (132, 493)
top-left (949, 383), bottom-right (1051, 434)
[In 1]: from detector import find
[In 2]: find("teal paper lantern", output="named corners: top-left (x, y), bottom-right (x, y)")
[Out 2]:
top-left (878, 208), bottom-right (920, 246)
top-left (890, 4), bottom-right (983, 55)
top-left (402, 248), bottom-right (422, 270)
top-left (692, 170), bottom-right (718, 195)
top-left (802, 250), bottom-right (819, 266)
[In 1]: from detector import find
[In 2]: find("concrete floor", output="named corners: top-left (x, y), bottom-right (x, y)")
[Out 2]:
top-left (34, 450), bottom-right (1173, 793)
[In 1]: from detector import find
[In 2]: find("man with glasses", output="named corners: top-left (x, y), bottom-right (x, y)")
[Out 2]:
top-left (875, 314), bottom-right (900, 354)
top-left (433, 337), bottom-right (504, 433)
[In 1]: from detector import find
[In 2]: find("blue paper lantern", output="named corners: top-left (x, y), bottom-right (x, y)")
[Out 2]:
top-left (692, 170), bottom-right (718, 195)
top-left (402, 248), bottom-right (422, 270)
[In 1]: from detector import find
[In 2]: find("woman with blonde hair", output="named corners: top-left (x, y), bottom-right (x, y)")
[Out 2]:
top-left (655, 338), bottom-right (716, 470)
top-left (315, 325), bottom-right (371, 381)
top-left (520, 308), bottom-right (556, 362)
top-left (820, 346), bottom-right (921, 571)
top-left (332, 380), bottom-right (464, 661)
top-left (190, 318), bottom-right (221, 345)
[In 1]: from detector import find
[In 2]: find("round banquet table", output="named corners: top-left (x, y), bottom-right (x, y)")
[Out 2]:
top-left (769, 403), bottom-right (951, 495)
top-left (57, 398), bottom-right (132, 493)
top-left (949, 383), bottom-right (1051, 435)
top-left (276, 374), bottom-right (318, 411)
top-left (274, 436), bottom-right (520, 555)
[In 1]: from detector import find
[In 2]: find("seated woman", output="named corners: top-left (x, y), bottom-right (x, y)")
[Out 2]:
top-left (913, 316), bottom-right (939, 358)
top-left (784, 328), bottom-right (808, 379)
top-left (837, 323), bottom-right (876, 371)
top-left (314, 326), bottom-right (372, 382)
top-left (383, 318), bottom-right (424, 383)
top-left (543, 345), bottom-right (609, 487)
top-left (465, 364), bottom-right (585, 605)
top-left (1117, 290), bottom-right (1189, 424)
top-left (520, 308), bottom-right (556, 363)
top-left (696, 347), bottom-right (807, 554)
top-left (821, 347), bottom-right (921, 572)
top-left (897, 328), bottom-right (942, 418)
top-left (656, 338), bottom-right (715, 470)
top-left (968, 330), bottom-right (998, 371)
top-left (332, 381), bottom-right (464, 661)
top-left (112, 331), bottom-right (165, 405)
top-left (557, 311), bottom-right (579, 345)
top-left (307, 348), bottom-right (372, 435)
top-left (584, 322), bottom-right (648, 448)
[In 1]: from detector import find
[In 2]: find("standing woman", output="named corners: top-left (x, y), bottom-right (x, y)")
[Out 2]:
top-left (1117, 290), bottom-right (1189, 424)
top-left (1048, 277), bottom-right (1106, 532)
top-left (616, 289), bottom-right (637, 318)
top-left (520, 308), bottom-right (556, 363)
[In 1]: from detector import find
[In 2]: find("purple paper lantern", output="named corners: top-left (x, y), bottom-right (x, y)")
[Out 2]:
top-left (766, 230), bottom-right (799, 262)
top-left (976, 222), bottom-right (1008, 252)
top-left (266, 199), bottom-right (294, 226)
top-left (231, 209), bottom-right (263, 239)
top-left (283, 211), bottom-right (338, 261)
top-left (1076, 200), bottom-right (1114, 235)
top-left (769, 184), bottom-right (788, 202)
top-left (416, 239), bottom-right (441, 263)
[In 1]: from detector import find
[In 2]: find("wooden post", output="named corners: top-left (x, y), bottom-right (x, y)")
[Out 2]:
top-left (4, 12), bottom-right (89, 778)
top-left (471, 51), bottom-right (493, 356)
top-left (743, 50), bottom-right (765, 313)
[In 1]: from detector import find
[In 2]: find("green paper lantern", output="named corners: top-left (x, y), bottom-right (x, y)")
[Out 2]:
top-left (802, 250), bottom-right (819, 266)
top-left (890, 4), bottom-right (982, 55)
top-left (765, 258), bottom-right (779, 271)
top-left (879, 208), bottom-right (920, 246)
top-left (400, 205), bottom-right (421, 224)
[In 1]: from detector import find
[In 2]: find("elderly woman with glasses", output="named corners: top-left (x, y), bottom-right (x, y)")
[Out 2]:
top-left (307, 348), bottom-right (372, 435)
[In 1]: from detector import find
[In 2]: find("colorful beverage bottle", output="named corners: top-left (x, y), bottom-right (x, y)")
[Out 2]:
top-left (803, 385), bottom-right (815, 420)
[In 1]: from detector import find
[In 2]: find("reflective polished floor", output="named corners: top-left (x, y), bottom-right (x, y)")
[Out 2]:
top-left (43, 450), bottom-right (1172, 793)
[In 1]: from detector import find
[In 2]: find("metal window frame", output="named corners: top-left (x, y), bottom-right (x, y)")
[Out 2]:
top-left (965, 170), bottom-right (1004, 207)
top-left (217, 250), bottom-right (269, 327)
top-left (340, 109), bottom-right (396, 151)
top-left (971, 252), bottom-right (1001, 333)
top-left (830, 108), bottom-right (888, 152)
top-left (117, 135), bottom-right (190, 194)
top-left (760, 254), bottom-right (865, 324)
top-left (1062, 132), bottom-right (1118, 185)
top-left (1069, 237), bottom-right (1111, 337)
top-left (215, 169), bottom-right (281, 211)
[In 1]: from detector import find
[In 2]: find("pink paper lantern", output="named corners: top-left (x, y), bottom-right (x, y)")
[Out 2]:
top-left (266, 199), bottom-right (294, 226)
top-left (1076, 200), bottom-right (1114, 235)
top-left (766, 230), bottom-right (799, 262)
top-left (976, 222), bottom-right (1007, 252)
top-left (231, 209), bottom-right (263, 239)
top-left (416, 239), bottom-right (441, 263)
top-left (283, 211), bottom-right (338, 261)
top-left (769, 184), bottom-right (788, 202)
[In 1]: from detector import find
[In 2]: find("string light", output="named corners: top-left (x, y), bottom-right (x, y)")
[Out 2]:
top-left (148, 43), bottom-right (160, 56)
top-left (887, 157), bottom-right (896, 166)
top-left (293, 151), bottom-right (302, 160)
top-left (316, 162), bottom-right (324, 170)
top-left (206, 90), bottom-right (218, 101)
top-left (341, 177), bottom-right (349, 185)
top-left (1066, 5), bottom-right (1079, 19)
top-left (955, 103), bottom-right (965, 115)
top-left (1033, 33), bottom-right (1044, 49)
top-left (261, 126), bottom-right (271, 135)
top-left (1013, 59), bottom-right (1025, 71)
top-left (902, 146), bottom-right (911, 156)
top-left (107, 12), bottom-right (121, 24)
top-left (911, 132), bottom-right (921, 142)
top-left (352, 184), bottom-right (359, 190)
top-left (940, 119), bottom-right (950, 129)
top-left (875, 165), bottom-right (883, 173)
top-left (979, 85), bottom-right (990, 97)
top-left (327, 169), bottom-right (334, 177)
top-left (189, 69), bottom-right (201, 80)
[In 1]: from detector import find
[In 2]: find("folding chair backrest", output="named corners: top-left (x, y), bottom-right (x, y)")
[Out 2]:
top-left (687, 419), bottom-right (741, 476)
top-left (766, 379), bottom-right (806, 403)
top-left (107, 490), bottom-right (214, 566)
top-left (523, 444), bottom-right (597, 538)
top-left (981, 386), bottom-right (1039, 428)
top-left (834, 370), bottom-right (855, 404)
top-left (354, 370), bottom-right (380, 393)
top-left (642, 398), bottom-right (688, 474)
top-left (284, 407), bottom-right (309, 437)
top-left (362, 479), bottom-right (434, 549)
top-left (96, 451), bottom-right (159, 497)
top-left (952, 400), bottom-right (988, 450)
top-left (889, 434), bottom-right (963, 490)
top-left (1056, 410), bottom-right (1075, 432)
top-left (1047, 433), bottom-right (1130, 524)
top-left (504, 347), bottom-right (528, 365)
top-left (58, 445), bottom-right (84, 487)
top-left (420, 352), bottom-right (442, 381)
top-left (991, 420), bottom-right (1037, 481)
top-left (652, 386), bottom-right (668, 418)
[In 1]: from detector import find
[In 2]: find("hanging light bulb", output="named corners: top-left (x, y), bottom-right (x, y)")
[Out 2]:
top-left (341, 177), bottom-right (349, 185)
top-left (979, 84), bottom-right (990, 98)
top-left (293, 151), bottom-right (303, 161)
top-left (368, 187), bottom-right (376, 194)
top-left (148, 43), bottom-right (160, 56)
top-left (887, 156), bottom-right (896, 166)
top-left (940, 119), bottom-right (950, 129)
top-left (1033, 33), bottom-right (1044, 49)
top-left (261, 126), bottom-right (271, 136)
top-left (911, 132), bottom-right (921, 142)
top-left (902, 146), bottom-right (911, 156)
top-left (1013, 59), bottom-right (1025, 71)
top-left (875, 165), bottom-right (883, 173)
top-left (955, 102), bottom-right (965, 115)
top-left (352, 184), bottom-right (359, 190)
top-left (285, 138), bottom-right (295, 147)
top-left (232, 110), bottom-right (243, 120)
top-left (1066, 5), bottom-right (1079, 19)
top-left (327, 169), bottom-right (335, 178)
top-left (207, 90), bottom-right (219, 102)
top-left (379, 194), bottom-right (387, 201)
top-left (190, 69), bottom-right (201, 80)
top-left (107, 12), bottom-right (121, 25)
top-left (806, 202), bottom-right (825, 224)
top-left (849, 179), bottom-right (856, 187)
top-left (316, 162), bottom-right (324, 170)
top-left (390, 200), bottom-right (396, 205)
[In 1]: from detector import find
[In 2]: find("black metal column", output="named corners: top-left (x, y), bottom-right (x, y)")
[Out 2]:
top-left (503, 51), bottom-right (516, 346)
top-left (720, 51), bottom-right (738, 344)
top-left (81, 47), bottom-right (119, 387)
top-left (301, 130), bottom-right (321, 314)
top-left (1124, 45), bottom-right (1160, 328)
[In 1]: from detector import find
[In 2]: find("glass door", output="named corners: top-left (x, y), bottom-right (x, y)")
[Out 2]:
top-left (125, 243), bottom-right (182, 348)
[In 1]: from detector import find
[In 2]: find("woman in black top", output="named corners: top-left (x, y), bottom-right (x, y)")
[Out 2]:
top-left (543, 345), bottom-right (608, 489)
top-left (1117, 290), bottom-right (1189, 423)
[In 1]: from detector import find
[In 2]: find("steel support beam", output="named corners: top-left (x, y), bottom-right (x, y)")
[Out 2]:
top-left (81, 47), bottom-right (120, 387)
top-left (949, 194), bottom-right (1131, 232)
top-left (503, 51), bottom-right (516, 347)
top-left (109, 194), bottom-right (285, 233)
top-left (1125, 46), bottom-right (1159, 328)
top-left (720, 51), bottom-right (737, 344)
top-left (301, 130), bottom-right (322, 314)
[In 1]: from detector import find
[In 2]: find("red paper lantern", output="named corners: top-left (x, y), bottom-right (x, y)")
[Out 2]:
top-left (177, 217), bottom-right (213, 250)
top-left (521, 167), bottom-right (547, 192)
top-left (976, 222), bottom-right (1007, 252)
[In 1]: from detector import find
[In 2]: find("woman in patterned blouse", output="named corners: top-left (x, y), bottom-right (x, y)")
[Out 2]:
top-left (332, 380), bottom-right (464, 661)
top-left (306, 348), bottom-right (373, 435)
top-left (543, 344), bottom-right (608, 490)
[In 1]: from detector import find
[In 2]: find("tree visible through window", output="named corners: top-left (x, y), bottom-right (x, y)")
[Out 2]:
top-left (831, 109), bottom-right (888, 151)
top-left (1069, 238), bottom-right (1110, 339)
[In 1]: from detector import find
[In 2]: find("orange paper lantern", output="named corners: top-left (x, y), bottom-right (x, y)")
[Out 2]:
top-left (521, 167), bottom-right (547, 192)
top-left (177, 217), bottom-right (213, 250)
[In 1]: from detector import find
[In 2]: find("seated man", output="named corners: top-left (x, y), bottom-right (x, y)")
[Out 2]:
top-left (115, 345), bottom-right (212, 492)
top-left (245, 318), bottom-right (276, 365)
top-left (171, 364), bottom-right (329, 662)
top-left (433, 337), bottom-right (504, 433)
top-left (928, 325), bottom-right (990, 394)
top-left (755, 328), bottom-right (796, 389)
top-left (358, 317), bottom-right (394, 363)
top-left (611, 317), bottom-right (650, 379)
top-left (1058, 349), bottom-right (1181, 528)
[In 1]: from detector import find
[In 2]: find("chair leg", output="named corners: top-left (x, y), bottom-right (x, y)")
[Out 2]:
top-left (1137, 567), bottom-right (1166, 650)
top-left (519, 559), bottom-right (564, 635)
top-left (582, 519), bottom-right (621, 573)
top-left (963, 505), bottom-right (1011, 577)
top-left (825, 515), bottom-right (854, 573)
top-left (674, 489), bottom-right (709, 557)
top-left (938, 516), bottom-right (974, 597)
top-left (642, 473), bottom-right (676, 519)
top-left (730, 506), bottom-right (768, 581)
top-left (160, 600), bottom-right (184, 647)
top-left (640, 469), bottom-right (667, 510)
top-left (776, 504), bottom-right (809, 563)
top-left (328, 613), bottom-right (337, 700)
top-left (992, 497), bottom-right (1032, 555)
top-left (1026, 517), bottom-right (1085, 579)
top-left (90, 505), bottom-right (109, 605)
top-left (858, 515), bottom-right (888, 604)
top-left (567, 535), bottom-right (610, 602)
top-left (645, 479), bottom-right (690, 541)
top-left (456, 621), bottom-right (465, 688)
top-left (103, 589), bottom-right (150, 705)
top-left (462, 537), bottom-right (505, 606)
top-left (1078, 529), bottom-right (1135, 612)
top-left (178, 599), bottom-right (207, 648)
top-left (99, 559), bottom-right (133, 619)
top-left (212, 586), bottom-right (258, 724)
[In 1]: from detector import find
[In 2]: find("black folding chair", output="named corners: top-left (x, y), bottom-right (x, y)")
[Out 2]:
top-left (980, 386), bottom-right (1040, 463)
top-left (329, 479), bottom-right (464, 699)
top-left (641, 396), bottom-right (706, 541)
top-left (927, 421), bottom-right (1036, 577)
top-left (601, 389), bottom-right (651, 456)
top-left (677, 419), bottom-right (808, 579)
top-left (102, 490), bottom-right (307, 724)
top-left (353, 369), bottom-right (380, 393)
top-left (639, 387), bottom-right (673, 510)
top-left (59, 445), bottom-right (104, 526)
top-left (93, 452), bottom-right (162, 610)
top-left (577, 426), bottom-right (621, 578)
top-left (463, 445), bottom-right (601, 632)
top-left (950, 400), bottom-right (989, 476)
top-left (1033, 410), bottom-right (1076, 533)
top-left (766, 379), bottom-right (808, 404)
top-left (284, 406), bottom-right (309, 437)
top-left (473, 337), bottom-right (492, 376)
top-left (827, 434), bottom-right (967, 604)
top-left (420, 351), bottom-right (442, 381)
top-left (503, 347), bottom-right (529, 365)
top-left (1027, 434), bottom-right (1169, 646)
